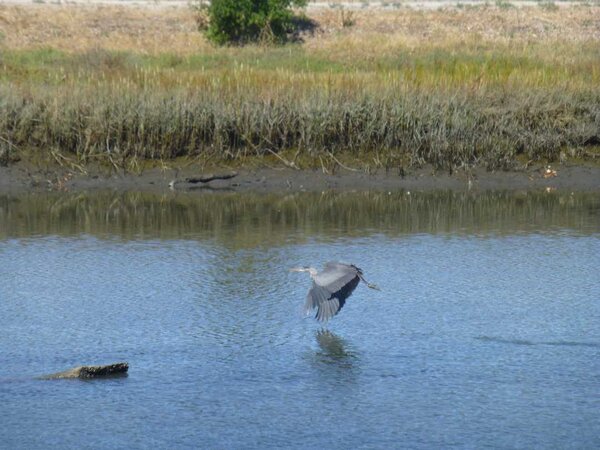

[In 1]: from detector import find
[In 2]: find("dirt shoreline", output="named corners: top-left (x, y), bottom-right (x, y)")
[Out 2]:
top-left (1, 161), bottom-right (598, 194)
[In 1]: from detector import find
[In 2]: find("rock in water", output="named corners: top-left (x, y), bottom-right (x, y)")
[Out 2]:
top-left (40, 362), bottom-right (129, 380)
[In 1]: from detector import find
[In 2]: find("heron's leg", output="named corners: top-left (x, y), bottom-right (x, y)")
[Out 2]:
top-left (358, 274), bottom-right (381, 291)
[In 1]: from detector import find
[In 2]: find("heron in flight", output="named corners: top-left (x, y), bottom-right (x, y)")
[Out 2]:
top-left (290, 262), bottom-right (380, 322)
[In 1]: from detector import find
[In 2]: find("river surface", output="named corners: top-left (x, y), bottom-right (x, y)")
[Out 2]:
top-left (1, 190), bottom-right (599, 449)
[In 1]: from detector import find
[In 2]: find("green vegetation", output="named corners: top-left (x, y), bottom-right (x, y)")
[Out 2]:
top-left (1, 5), bottom-right (599, 172)
top-left (200, 0), bottom-right (308, 44)
top-left (1, 41), bottom-right (598, 171)
top-left (494, 0), bottom-right (515, 9)
top-left (538, 1), bottom-right (559, 11)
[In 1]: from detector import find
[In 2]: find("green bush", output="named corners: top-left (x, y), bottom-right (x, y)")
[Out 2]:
top-left (203, 0), bottom-right (307, 45)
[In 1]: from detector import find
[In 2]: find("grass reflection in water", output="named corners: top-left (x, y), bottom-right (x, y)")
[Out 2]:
top-left (0, 190), bottom-right (598, 245)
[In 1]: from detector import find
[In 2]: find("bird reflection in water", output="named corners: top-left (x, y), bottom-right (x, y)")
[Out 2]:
top-left (315, 329), bottom-right (358, 368)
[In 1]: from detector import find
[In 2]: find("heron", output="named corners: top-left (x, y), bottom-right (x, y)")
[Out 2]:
top-left (290, 262), bottom-right (380, 322)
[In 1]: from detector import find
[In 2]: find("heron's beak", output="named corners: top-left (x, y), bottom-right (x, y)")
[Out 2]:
top-left (367, 283), bottom-right (381, 291)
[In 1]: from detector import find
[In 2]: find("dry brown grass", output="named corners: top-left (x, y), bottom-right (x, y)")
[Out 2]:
top-left (0, 5), bottom-right (206, 53)
top-left (0, 3), bottom-right (598, 55)
top-left (311, 5), bottom-right (600, 44)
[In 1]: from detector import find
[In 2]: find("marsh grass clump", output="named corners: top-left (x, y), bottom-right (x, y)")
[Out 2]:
top-left (1, 78), bottom-right (598, 171)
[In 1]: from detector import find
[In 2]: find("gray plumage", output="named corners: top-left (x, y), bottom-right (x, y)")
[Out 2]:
top-left (290, 262), bottom-right (380, 322)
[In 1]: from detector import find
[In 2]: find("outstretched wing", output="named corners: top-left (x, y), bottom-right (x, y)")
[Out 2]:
top-left (304, 265), bottom-right (361, 322)
top-left (304, 283), bottom-right (330, 315)
top-left (315, 262), bottom-right (362, 293)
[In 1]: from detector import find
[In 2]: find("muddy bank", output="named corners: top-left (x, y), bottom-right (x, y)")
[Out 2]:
top-left (1, 161), bottom-right (598, 194)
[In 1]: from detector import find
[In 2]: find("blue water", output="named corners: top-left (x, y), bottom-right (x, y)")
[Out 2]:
top-left (1, 191), bottom-right (599, 449)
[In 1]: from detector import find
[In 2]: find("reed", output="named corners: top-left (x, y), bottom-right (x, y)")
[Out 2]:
top-left (1, 74), bottom-right (597, 170)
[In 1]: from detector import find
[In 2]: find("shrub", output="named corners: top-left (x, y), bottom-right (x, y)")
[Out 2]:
top-left (202, 0), bottom-right (308, 45)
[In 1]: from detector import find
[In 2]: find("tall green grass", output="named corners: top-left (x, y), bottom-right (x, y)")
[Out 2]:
top-left (1, 43), bottom-right (599, 170)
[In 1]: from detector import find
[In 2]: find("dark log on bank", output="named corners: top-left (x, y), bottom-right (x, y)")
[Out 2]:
top-left (185, 172), bottom-right (238, 183)
top-left (39, 362), bottom-right (129, 380)
top-left (169, 171), bottom-right (238, 188)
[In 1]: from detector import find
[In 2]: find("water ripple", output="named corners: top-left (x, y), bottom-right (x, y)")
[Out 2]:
top-left (476, 336), bottom-right (600, 348)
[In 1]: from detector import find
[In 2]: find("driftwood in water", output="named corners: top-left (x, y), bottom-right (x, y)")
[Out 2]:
top-left (39, 362), bottom-right (129, 380)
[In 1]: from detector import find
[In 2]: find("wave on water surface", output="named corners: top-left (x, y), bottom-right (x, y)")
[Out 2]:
top-left (476, 336), bottom-right (600, 348)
